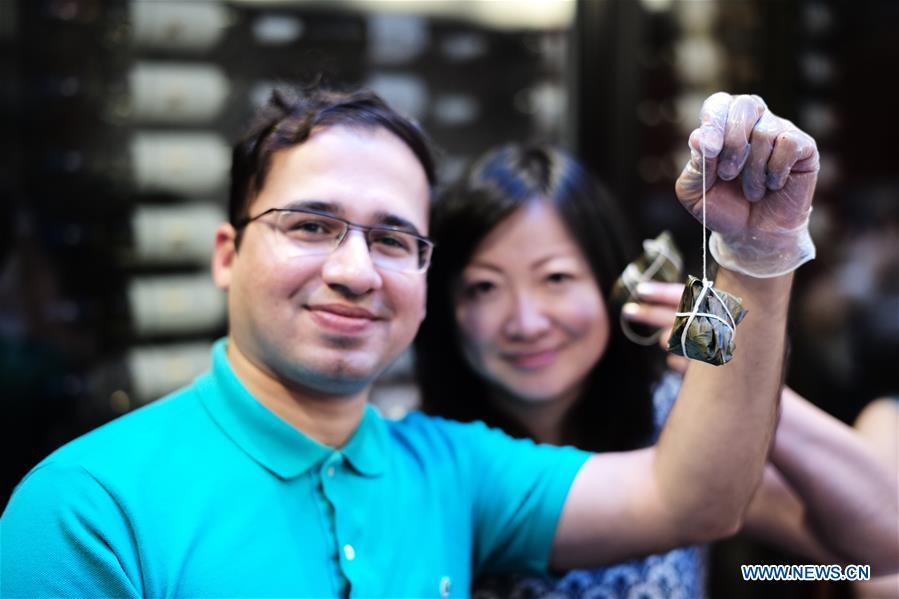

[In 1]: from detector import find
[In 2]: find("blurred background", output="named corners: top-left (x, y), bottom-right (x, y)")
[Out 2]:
top-left (1, 1), bottom-right (896, 597)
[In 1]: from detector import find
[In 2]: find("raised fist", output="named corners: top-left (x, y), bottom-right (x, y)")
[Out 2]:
top-left (675, 93), bottom-right (819, 277)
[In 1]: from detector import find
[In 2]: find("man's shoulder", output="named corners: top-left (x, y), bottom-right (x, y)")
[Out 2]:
top-left (385, 410), bottom-right (591, 479)
top-left (388, 410), bottom-right (497, 439)
top-left (30, 380), bottom-right (208, 481)
top-left (384, 410), bottom-right (537, 458)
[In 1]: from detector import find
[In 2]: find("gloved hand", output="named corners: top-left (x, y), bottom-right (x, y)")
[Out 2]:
top-left (675, 93), bottom-right (819, 278)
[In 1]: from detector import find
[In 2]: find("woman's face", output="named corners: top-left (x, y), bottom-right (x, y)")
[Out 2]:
top-left (454, 200), bottom-right (610, 404)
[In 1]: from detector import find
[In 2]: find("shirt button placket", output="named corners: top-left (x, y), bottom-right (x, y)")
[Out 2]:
top-left (319, 455), bottom-right (343, 590)
top-left (322, 454), bottom-right (357, 592)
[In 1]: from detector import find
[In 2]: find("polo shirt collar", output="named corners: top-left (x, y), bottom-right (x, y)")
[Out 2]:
top-left (340, 404), bottom-right (388, 477)
top-left (196, 339), bottom-right (387, 480)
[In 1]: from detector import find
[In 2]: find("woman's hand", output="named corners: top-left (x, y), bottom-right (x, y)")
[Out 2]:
top-left (622, 282), bottom-right (689, 374)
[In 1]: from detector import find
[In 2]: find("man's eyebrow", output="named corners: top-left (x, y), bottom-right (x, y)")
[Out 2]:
top-left (281, 199), bottom-right (342, 214)
top-left (279, 200), bottom-right (426, 237)
top-left (371, 211), bottom-right (424, 237)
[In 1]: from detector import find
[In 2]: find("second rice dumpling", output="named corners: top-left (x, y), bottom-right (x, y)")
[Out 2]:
top-left (667, 275), bottom-right (747, 366)
top-left (612, 231), bottom-right (684, 345)
top-left (611, 231), bottom-right (683, 308)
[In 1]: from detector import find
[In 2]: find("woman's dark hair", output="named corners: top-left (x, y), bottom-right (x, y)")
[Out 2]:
top-left (229, 86), bottom-right (436, 233)
top-left (415, 144), bottom-right (662, 452)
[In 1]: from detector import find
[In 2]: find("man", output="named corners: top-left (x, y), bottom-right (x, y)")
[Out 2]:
top-left (1, 88), bottom-right (827, 597)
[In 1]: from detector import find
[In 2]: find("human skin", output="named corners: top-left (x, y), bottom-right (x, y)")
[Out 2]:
top-left (547, 94), bottom-right (811, 568)
top-left (211, 125), bottom-right (430, 448)
top-left (454, 200), bottom-right (609, 445)
top-left (216, 94), bottom-right (889, 573)
top-left (852, 398), bottom-right (899, 596)
top-left (627, 284), bottom-right (899, 575)
top-left (550, 267), bottom-right (791, 567)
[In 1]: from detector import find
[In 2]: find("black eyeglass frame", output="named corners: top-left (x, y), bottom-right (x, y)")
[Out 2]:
top-left (235, 207), bottom-right (436, 272)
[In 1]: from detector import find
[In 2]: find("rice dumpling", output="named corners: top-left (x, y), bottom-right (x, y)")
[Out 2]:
top-left (667, 275), bottom-right (747, 365)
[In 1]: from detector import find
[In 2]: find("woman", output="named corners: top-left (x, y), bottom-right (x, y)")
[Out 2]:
top-left (415, 143), bottom-right (898, 598)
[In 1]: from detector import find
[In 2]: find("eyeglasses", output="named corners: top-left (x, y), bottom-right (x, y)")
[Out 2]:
top-left (236, 207), bottom-right (435, 273)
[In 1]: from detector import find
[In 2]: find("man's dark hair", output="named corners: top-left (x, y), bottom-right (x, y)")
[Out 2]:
top-left (229, 87), bottom-right (437, 233)
top-left (415, 143), bottom-right (663, 453)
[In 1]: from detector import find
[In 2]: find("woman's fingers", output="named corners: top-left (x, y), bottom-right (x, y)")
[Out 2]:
top-left (634, 282), bottom-right (685, 306)
top-left (622, 297), bottom-right (690, 374)
top-left (622, 302), bottom-right (678, 330)
top-left (666, 354), bottom-right (690, 374)
top-left (621, 282), bottom-right (684, 328)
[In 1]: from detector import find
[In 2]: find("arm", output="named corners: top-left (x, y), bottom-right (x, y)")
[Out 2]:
top-left (621, 285), bottom-right (899, 573)
top-left (759, 389), bottom-right (899, 574)
top-left (741, 463), bottom-right (841, 563)
top-left (1, 463), bottom-right (141, 598)
top-left (550, 273), bottom-right (789, 569)
top-left (550, 93), bottom-right (811, 569)
top-left (852, 398), bottom-right (899, 596)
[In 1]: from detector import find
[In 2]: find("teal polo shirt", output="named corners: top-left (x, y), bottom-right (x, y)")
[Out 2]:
top-left (2, 340), bottom-right (590, 598)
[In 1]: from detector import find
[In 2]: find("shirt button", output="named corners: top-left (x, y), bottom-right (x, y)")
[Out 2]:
top-left (326, 466), bottom-right (335, 477)
top-left (343, 544), bottom-right (356, 561)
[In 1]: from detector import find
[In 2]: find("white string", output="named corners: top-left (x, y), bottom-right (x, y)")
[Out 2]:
top-left (702, 143), bottom-right (708, 283)
top-left (620, 312), bottom-right (662, 346)
top-left (675, 143), bottom-right (737, 359)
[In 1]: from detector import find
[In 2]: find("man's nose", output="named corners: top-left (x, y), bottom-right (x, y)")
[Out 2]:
top-left (503, 291), bottom-right (551, 340)
top-left (321, 230), bottom-right (383, 296)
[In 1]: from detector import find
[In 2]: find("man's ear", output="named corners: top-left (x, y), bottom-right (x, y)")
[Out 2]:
top-left (211, 223), bottom-right (237, 290)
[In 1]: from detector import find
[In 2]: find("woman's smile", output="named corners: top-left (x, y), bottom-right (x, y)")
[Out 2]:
top-left (502, 347), bottom-right (563, 371)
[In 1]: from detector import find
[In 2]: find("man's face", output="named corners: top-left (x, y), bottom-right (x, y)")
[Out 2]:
top-left (215, 125), bottom-right (430, 396)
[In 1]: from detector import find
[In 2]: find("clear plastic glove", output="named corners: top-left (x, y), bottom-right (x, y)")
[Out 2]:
top-left (675, 93), bottom-right (819, 278)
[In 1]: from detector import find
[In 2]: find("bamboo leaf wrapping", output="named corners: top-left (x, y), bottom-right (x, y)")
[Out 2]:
top-left (667, 275), bottom-right (748, 365)
top-left (611, 231), bottom-right (684, 308)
